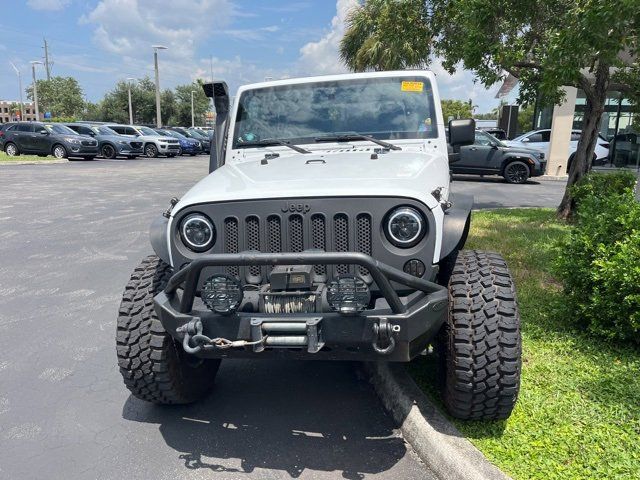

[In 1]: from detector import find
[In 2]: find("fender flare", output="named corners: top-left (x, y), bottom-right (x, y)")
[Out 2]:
top-left (439, 193), bottom-right (473, 261)
top-left (150, 215), bottom-right (171, 265)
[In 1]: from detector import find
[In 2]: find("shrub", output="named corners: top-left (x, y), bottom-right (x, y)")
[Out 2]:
top-left (556, 172), bottom-right (640, 343)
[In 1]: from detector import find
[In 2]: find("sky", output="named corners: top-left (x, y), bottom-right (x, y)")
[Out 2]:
top-left (0, 0), bottom-right (513, 113)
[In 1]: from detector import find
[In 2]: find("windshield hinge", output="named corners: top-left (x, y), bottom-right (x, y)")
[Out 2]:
top-left (163, 197), bottom-right (179, 218)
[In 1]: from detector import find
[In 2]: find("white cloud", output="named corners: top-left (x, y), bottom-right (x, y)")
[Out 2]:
top-left (298, 0), bottom-right (358, 75)
top-left (81, 0), bottom-right (234, 61)
top-left (27, 0), bottom-right (71, 10)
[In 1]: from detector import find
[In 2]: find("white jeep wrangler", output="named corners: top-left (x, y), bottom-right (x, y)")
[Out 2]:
top-left (117, 71), bottom-right (522, 420)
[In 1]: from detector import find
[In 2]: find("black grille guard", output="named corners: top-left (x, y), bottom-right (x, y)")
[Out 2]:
top-left (164, 252), bottom-right (445, 315)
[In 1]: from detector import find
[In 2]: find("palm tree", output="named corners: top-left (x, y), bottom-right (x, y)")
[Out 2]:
top-left (340, 0), bottom-right (432, 72)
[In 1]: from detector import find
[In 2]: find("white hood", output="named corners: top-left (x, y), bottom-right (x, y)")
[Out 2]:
top-left (173, 149), bottom-right (450, 214)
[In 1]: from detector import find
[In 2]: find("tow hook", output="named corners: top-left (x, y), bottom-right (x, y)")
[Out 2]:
top-left (177, 318), bottom-right (266, 354)
top-left (371, 318), bottom-right (400, 355)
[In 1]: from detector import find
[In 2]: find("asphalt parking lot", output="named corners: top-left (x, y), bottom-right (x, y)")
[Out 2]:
top-left (0, 156), bottom-right (566, 480)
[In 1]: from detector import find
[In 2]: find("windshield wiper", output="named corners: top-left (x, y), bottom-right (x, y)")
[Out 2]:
top-left (314, 132), bottom-right (401, 150)
top-left (239, 138), bottom-right (311, 154)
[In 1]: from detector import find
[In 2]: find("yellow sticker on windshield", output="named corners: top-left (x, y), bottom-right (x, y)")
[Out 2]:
top-left (401, 81), bottom-right (424, 92)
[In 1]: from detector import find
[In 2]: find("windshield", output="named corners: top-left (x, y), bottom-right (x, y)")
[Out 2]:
top-left (92, 126), bottom-right (117, 135)
top-left (168, 131), bottom-right (186, 139)
top-left (44, 124), bottom-right (77, 135)
top-left (137, 126), bottom-right (158, 136)
top-left (476, 130), bottom-right (506, 147)
top-left (232, 76), bottom-right (437, 149)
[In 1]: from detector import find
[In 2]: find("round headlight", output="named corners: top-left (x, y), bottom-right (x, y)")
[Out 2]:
top-left (385, 207), bottom-right (425, 247)
top-left (180, 213), bottom-right (215, 251)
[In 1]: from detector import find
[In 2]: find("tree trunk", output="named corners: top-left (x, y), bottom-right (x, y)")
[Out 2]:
top-left (557, 66), bottom-right (609, 220)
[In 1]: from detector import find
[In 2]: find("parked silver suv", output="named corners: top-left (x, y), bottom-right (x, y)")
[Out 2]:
top-left (106, 124), bottom-right (180, 158)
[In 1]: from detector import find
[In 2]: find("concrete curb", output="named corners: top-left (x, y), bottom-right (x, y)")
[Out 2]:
top-left (539, 174), bottom-right (568, 182)
top-left (364, 362), bottom-right (510, 480)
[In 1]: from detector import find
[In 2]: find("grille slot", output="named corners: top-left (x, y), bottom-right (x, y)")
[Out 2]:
top-left (356, 214), bottom-right (372, 277)
top-left (266, 215), bottom-right (282, 253)
top-left (311, 214), bottom-right (327, 275)
top-left (289, 215), bottom-right (304, 252)
top-left (246, 216), bottom-right (261, 277)
top-left (223, 218), bottom-right (239, 276)
top-left (334, 214), bottom-right (350, 275)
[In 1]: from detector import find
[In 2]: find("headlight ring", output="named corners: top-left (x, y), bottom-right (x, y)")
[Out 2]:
top-left (384, 206), bottom-right (426, 248)
top-left (180, 213), bottom-right (215, 252)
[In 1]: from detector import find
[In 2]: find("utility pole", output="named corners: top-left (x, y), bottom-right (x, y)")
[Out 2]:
top-left (43, 38), bottom-right (51, 80)
top-left (191, 90), bottom-right (195, 127)
top-left (30, 61), bottom-right (43, 120)
top-left (152, 45), bottom-right (167, 128)
top-left (127, 77), bottom-right (136, 124)
top-left (10, 62), bottom-right (25, 119)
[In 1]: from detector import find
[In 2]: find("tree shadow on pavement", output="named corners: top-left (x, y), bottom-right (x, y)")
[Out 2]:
top-left (122, 360), bottom-right (410, 479)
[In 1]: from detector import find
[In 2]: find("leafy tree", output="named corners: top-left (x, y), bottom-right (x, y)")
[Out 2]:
top-left (475, 112), bottom-right (498, 120)
top-left (340, 0), bottom-right (432, 71)
top-left (441, 99), bottom-right (472, 121)
top-left (173, 80), bottom-right (211, 126)
top-left (26, 76), bottom-right (85, 118)
top-left (517, 104), bottom-right (535, 134)
top-left (340, 0), bottom-right (640, 219)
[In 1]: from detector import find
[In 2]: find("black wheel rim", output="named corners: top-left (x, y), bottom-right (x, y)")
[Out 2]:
top-left (507, 163), bottom-right (528, 183)
top-left (146, 145), bottom-right (156, 156)
top-left (103, 145), bottom-right (115, 158)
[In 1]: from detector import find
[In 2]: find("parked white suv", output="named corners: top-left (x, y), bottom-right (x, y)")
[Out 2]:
top-left (506, 129), bottom-right (610, 167)
top-left (106, 124), bottom-right (181, 158)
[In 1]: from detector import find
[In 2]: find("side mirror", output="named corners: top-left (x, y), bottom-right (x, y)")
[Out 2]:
top-left (38, 129), bottom-right (48, 135)
top-left (521, 137), bottom-right (530, 143)
top-left (448, 119), bottom-right (475, 147)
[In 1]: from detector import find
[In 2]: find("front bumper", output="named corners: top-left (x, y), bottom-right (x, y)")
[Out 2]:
top-left (66, 143), bottom-right (98, 156)
top-left (155, 252), bottom-right (448, 362)
top-left (157, 143), bottom-right (181, 154)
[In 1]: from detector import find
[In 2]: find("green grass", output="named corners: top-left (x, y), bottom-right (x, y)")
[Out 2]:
top-left (0, 151), bottom-right (62, 163)
top-left (408, 208), bottom-right (640, 479)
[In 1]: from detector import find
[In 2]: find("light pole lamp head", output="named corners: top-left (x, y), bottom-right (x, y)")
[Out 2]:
top-left (152, 45), bottom-right (168, 51)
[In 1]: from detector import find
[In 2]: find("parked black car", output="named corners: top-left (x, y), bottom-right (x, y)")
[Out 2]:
top-left (65, 123), bottom-right (143, 159)
top-left (451, 130), bottom-right (546, 183)
top-left (165, 126), bottom-right (211, 153)
top-left (1, 122), bottom-right (98, 160)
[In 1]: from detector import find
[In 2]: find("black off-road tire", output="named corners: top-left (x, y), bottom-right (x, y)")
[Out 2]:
top-left (437, 250), bottom-right (521, 420)
top-left (117, 255), bottom-right (220, 404)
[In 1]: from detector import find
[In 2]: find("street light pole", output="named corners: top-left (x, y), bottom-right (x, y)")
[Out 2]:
top-left (30, 61), bottom-right (43, 120)
top-left (152, 45), bottom-right (167, 128)
top-left (191, 90), bottom-right (195, 127)
top-left (10, 62), bottom-right (25, 119)
top-left (127, 77), bottom-right (136, 124)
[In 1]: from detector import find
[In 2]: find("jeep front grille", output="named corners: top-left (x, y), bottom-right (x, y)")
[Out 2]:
top-left (221, 211), bottom-right (372, 283)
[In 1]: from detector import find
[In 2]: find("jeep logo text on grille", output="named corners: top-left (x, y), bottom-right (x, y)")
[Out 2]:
top-left (281, 203), bottom-right (311, 214)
